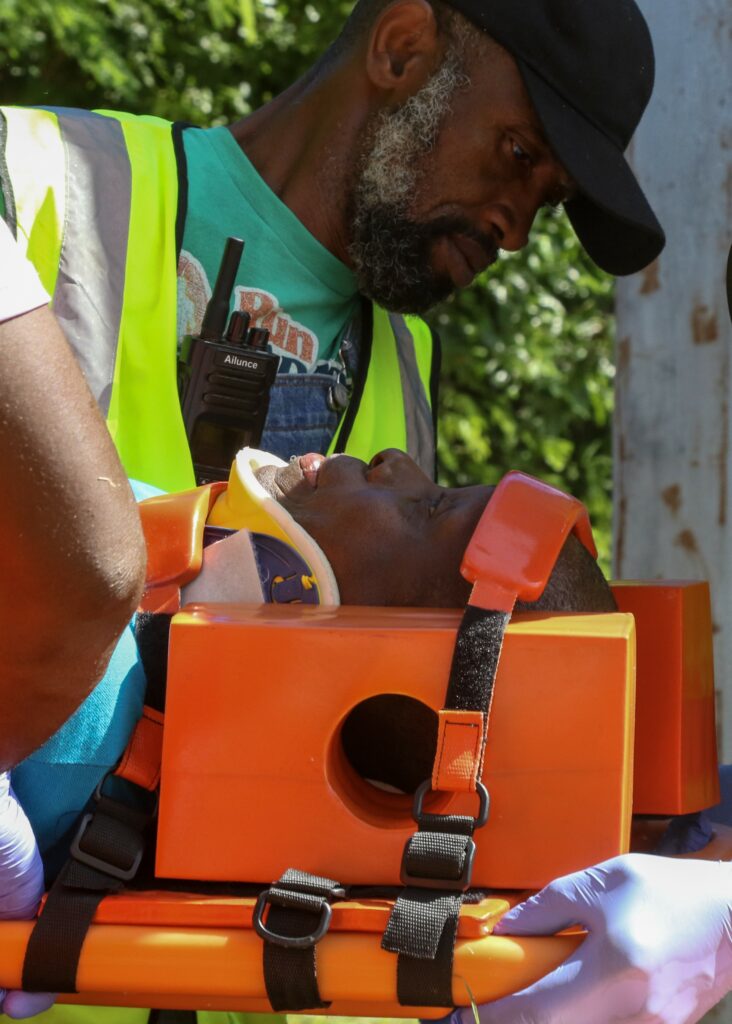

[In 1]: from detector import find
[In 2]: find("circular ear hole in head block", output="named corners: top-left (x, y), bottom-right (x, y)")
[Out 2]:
top-left (340, 694), bottom-right (438, 796)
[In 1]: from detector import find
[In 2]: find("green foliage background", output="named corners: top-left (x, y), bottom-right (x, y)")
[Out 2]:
top-left (0, 0), bottom-right (615, 567)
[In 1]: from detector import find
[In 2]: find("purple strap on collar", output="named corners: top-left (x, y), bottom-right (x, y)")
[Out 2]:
top-left (202, 525), bottom-right (320, 605)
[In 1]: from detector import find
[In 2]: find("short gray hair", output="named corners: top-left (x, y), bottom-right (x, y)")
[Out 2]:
top-left (325, 0), bottom-right (481, 63)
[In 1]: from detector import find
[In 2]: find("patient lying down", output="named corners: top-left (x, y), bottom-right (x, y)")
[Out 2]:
top-left (186, 446), bottom-right (615, 612)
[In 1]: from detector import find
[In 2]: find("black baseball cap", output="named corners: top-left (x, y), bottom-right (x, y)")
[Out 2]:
top-left (444, 0), bottom-right (665, 275)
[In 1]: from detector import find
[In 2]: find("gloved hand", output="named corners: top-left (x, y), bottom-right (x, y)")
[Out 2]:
top-left (456, 853), bottom-right (732, 1024)
top-left (0, 772), bottom-right (54, 1019)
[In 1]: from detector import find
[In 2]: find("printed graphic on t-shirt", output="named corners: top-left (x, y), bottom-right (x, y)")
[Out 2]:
top-left (177, 250), bottom-right (340, 376)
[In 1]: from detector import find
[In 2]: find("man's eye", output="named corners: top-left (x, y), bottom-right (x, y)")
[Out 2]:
top-left (428, 496), bottom-right (442, 518)
top-left (511, 140), bottom-right (534, 165)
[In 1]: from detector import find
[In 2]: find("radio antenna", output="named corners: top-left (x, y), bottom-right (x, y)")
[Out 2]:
top-left (200, 237), bottom-right (245, 341)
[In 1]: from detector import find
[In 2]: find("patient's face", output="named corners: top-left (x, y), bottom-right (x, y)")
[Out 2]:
top-left (254, 449), bottom-right (491, 606)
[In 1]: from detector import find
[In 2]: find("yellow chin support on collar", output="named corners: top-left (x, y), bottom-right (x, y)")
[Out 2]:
top-left (207, 447), bottom-right (339, 605)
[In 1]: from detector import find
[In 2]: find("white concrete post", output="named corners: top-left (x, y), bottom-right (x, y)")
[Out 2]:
top-left (614, 0), bottom-right (732, 757)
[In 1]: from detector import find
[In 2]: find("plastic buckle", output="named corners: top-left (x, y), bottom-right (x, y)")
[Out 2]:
top-left (400, 837), bottom-right (477, 892)
top-left (253, 886), bottom-right (344, 949)
top-left (94, 768), bottom-right (159, 818)
top-left (70, 813), bottom-right (144, 881)
top-left (399, 780), bottom-right (490, 892)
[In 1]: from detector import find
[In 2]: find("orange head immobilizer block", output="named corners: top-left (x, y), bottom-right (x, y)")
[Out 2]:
top-left (157, 472), bottom-right (637, 890)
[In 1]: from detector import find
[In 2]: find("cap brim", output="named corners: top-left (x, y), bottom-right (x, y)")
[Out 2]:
top-left (517, 62), bottom-right (665, 276)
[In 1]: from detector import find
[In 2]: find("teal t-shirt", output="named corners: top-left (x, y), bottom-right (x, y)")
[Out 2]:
top-left (178, 126), bottom-right (358, 376)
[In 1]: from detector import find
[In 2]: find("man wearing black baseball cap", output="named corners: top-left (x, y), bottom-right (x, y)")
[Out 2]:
top-left (441, 0), bottom-right (665, 276)
top-left (307, 0), bottom-right (666, 315)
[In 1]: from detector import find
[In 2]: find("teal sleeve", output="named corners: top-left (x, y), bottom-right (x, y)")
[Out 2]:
top-left (11, 621), bottom-right (147, 854)
top-left (11, 480), bottom-right (165, 853)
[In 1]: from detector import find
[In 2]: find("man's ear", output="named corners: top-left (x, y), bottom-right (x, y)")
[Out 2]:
top-left (365, 0), bottom-right (442, 102)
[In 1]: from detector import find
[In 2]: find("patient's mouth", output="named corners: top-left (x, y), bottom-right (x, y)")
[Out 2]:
top-left (299, 453), bottom-right (324, 488)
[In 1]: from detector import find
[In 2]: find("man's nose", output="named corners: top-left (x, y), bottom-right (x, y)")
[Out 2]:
top-left (481, 171), bottom-right (561, 253)
top-left (481, 197), bottom-right (535, 254)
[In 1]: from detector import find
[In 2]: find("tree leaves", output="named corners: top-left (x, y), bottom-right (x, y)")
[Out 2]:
top-left (432, 208), bottom-right (614, 568)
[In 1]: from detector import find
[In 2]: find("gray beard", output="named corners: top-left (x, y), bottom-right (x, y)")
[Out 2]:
top-left (348, 49), bottom-right (475, 314)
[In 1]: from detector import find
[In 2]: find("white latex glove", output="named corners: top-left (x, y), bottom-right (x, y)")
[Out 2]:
top-left (456, 854), bottom-right (732, 1024)
top-left (0, 772), bottom-right (55, 1019)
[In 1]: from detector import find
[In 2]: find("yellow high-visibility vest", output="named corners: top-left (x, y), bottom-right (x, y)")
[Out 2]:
top-left (0, 106), bottom-right (439, 491)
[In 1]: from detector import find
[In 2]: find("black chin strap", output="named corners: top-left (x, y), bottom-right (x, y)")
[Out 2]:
top-left (382, 605), bottom-right (510, 1007)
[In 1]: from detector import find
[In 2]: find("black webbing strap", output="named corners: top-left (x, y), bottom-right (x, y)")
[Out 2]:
top-left (255, 869), bottom-right (345, 1011)
top-left (148, 1011), bottom-right (197, 1024)
top-left (445, 606), bottom-right (510, 713)
top-left (21, 782), bottom-right (154, 992)
top-left (382, 606), bottom-right (509, 1007)
top-left (134, 611), bottom-right (173, 713)
top-left (385, 889), bottom-right (462, 1005)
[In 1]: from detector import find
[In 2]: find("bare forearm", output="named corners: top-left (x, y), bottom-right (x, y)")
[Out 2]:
top-left (0, 304), bottom-right (146, 766)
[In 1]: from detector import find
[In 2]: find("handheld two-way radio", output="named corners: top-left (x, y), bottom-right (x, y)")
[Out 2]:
top-left (179, 237), bottom-right (279, 484)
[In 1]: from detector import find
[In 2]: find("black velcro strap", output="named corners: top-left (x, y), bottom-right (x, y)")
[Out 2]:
top-left (134, 612), bottom-right (172, 713)
top-left (384, 889), bottom-right (462, 1007)
top-left (262, 910), bottom-right (327, 1011)
top-left (22, 783), bottom-right (153, 993)
top-left (382, 607), bottom-right (510, 1006)
top-left (414, 811), bottom-right (477, 836)
top-left (401, 831), bottom-right (474, 885)
top-left (445, 607), bottom-right (510, 712)
top-left (382, 889), bottom-right (462, 960)
top-left (22, 858), bottom-right (124, 992)
top-left (148, 1011), bottom-right (197, 1024)
top-left (258, 870), bottom-right (344, 1012)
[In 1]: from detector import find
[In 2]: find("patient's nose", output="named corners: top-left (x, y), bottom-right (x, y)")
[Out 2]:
top-left (368, 449), bottom-right (418, 484)
top-left (368, 449), bottom-right (406, 480)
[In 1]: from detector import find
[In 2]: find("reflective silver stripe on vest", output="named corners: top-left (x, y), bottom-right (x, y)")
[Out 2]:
top-left (50, 109), bottom-right (132, 416)
top-left (389, 312), bottom-right (435, 476)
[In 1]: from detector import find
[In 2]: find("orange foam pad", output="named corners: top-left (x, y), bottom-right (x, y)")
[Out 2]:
top-left (157, 605), bottom-right (635, 890)
top-left (113, 706), bottom-right (164, 792)
top-left (463, 471), bottom-right (597, 611)
top-left (613, 581), bottom-right (719, 814)
top-left (0, 893), bottom-right (582, 1017)
top-left (139, 483), bottom-right (226, 594)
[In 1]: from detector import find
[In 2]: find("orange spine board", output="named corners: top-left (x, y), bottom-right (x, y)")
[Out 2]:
top-left (0, 921), bottom-right (581, 1017)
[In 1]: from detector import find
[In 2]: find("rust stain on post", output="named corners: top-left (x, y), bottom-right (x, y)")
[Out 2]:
top-left (675, 528), bottom-right (699, 553)
top-left (661, 484), bottom-right (682, 513)
top-left (617, 336), bottom-right (631, 374)
top-left (691, 304), bottom-right (719, 344)
top-left (673, 528), bottom-right (713, 582)
top-left (640, 260), bottom-right (661, 295)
